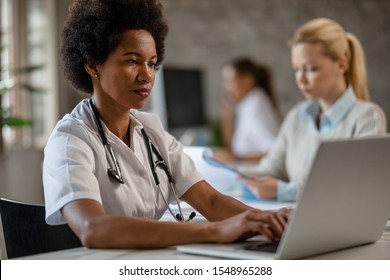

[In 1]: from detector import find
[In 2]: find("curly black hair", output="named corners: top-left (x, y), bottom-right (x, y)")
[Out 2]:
top-left (61, 0), bottom-right (169, 94)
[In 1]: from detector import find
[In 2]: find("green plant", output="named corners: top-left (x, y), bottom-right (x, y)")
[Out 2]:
top-left (0, 44), bottom-right (45, 153)
top-left (208, 119), bottom-right (224, 147)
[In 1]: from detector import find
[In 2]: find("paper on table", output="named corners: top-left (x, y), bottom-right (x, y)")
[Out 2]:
top-left (245, 200), bottom-right (295, 211)
top-left (161, 200), bottom-right (294, 223)
top-left (184, 146), bottom-right (255, 199)
top-left (160, 202), bottom-right (206, 223)
top-left (162, 147), bottom-right (294, 222)
top-left (202, 148), bottom-right (251, 179)
top-left (182, 146), bottom-right (295, 211)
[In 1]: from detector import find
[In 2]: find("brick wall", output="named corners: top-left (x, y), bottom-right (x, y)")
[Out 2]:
top-left (162, 0), bottom-right (390, 128)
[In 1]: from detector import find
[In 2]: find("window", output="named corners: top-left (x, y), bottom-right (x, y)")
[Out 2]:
top-left (0, 0), bottom-right (58, 151)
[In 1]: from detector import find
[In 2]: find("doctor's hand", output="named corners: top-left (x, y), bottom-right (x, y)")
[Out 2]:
top-left (238, 176), bottom-right (278, 199)
top-left (211, 209), bottom-right (287, 243)
top-left (213, 148), bottom-right (236, 163)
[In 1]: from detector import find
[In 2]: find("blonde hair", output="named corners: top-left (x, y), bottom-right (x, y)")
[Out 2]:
top-left (290, 18), bottom-right (369, 101)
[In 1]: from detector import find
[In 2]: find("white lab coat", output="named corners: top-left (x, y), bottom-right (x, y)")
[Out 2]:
top-left (232, 88), bottom-right (281, 156)
top-left (43, 99), bottom-right (204, 225)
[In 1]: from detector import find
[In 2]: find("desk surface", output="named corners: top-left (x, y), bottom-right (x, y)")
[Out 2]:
top-left (17, 222), bottom-right (390, 260)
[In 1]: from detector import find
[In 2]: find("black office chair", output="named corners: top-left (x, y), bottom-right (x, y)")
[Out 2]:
top-left (0, 198), bottom-right (82, 259)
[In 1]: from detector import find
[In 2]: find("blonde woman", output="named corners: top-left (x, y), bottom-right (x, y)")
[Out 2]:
top-left (239, 18), bottom-right (387, 202)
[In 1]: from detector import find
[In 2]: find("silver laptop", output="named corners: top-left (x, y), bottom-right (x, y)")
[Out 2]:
top-left (177, 136), bottom-right (390, 259)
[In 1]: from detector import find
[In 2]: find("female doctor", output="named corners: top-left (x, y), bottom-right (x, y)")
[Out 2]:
top-left (42, 0), bottom-right (288, 249)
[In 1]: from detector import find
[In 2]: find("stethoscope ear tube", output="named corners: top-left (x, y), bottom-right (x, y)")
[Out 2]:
top-left (88, 99), bottom-right (109, 145)
top-left (141, 128), bottom-right (160, 186)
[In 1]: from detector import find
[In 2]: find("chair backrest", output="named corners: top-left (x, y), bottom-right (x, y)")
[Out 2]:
top-left (0, 198), bottom-right (82, 259)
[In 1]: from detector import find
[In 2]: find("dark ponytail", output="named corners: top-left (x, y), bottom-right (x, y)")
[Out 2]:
top-left (229, 57), bottom-right (279, 110)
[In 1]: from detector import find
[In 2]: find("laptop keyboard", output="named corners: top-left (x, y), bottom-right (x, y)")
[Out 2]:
top-left (244, 242), bottom-right (279, 253)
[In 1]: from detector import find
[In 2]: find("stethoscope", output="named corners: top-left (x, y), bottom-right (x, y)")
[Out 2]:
top-left (88, 99), bottom-right (196, 222)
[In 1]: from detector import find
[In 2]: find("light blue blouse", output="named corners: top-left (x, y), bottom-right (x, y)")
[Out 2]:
top-left (277, 86), bottom-right (358, 201)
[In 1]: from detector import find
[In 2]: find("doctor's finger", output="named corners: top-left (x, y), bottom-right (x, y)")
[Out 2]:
top-left (248, 211), bottom-right (285, 237)
top-left (256, 224), bottom-right (277, 243)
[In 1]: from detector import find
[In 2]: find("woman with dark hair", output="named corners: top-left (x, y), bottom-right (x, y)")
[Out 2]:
top-left (42, 0), bottom-right (288, 249)
top-left (215, 57), bottom-right (281, 162)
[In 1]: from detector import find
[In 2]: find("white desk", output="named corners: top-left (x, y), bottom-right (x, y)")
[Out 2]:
top-left (17, 222), bottom-right (390, 260)
top-left (13, 148), bottom-right (390, 260)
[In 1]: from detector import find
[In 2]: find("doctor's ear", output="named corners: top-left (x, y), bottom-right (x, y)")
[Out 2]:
top-left (84, 63), bottom-right (100, 79)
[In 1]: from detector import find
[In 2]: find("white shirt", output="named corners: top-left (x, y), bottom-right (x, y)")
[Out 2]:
top-left (232, 87), bottom-right (281, 156)
top-left (43, 99), bottom-right (204, 225)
